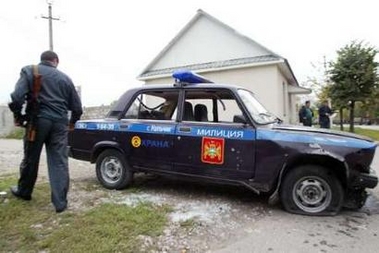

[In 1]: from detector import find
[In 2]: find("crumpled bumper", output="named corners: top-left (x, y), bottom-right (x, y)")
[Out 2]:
top-left (352, 168), bottom-right (378, 189)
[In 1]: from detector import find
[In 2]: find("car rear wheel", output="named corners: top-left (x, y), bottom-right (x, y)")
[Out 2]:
top-left (96, 149), bottom-right (133, 190)
top-left (280, 165), bottom-right (344, 215)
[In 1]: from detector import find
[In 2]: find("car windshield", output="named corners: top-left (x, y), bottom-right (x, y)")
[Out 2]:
top-left (237, 89), bottom-right (277, 124)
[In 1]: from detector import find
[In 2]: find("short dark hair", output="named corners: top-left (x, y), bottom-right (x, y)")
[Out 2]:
top-left (305, 100), bottom-right (310, 105)
top-left (40, 50), bottom-right (59, 62)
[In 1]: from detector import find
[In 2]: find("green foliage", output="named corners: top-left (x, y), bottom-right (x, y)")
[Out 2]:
top-left (0, 177), bottom-right (53, 252)
top-left (318, 85), bottom-right (331, 104)
top-left (353, 128), bottom-right (379, 141)
top-left (329, 41), bottom-right (379, 132)
top-left (39, 203), bottom-right (168, 253)
top-left (332, 127), bottom-right (379, 141)
top-left (0, 176), bottom-right (170, 253)
top-left (4, 128), bottom-right (24, 139)
top-left (329, 41), bottom-right (378, 102)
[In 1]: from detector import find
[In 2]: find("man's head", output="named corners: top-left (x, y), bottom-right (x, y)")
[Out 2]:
top-left (322, 100), bottom-right (329, 106)
top-left (40, 51), bottom-right (59, 67)
top-left (305, 100), bottom-right (310, 107)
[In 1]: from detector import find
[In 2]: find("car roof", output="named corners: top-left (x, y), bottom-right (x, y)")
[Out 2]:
top-left (129, 82), bottom-right (246, 92)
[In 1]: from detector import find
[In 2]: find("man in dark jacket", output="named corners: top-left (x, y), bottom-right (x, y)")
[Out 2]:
top-left (8, 51), bottom-right (82, 213)
top-left (318, 100), bottom-right (333, 128)
top-left (299, 100), bottom-right (314, 126)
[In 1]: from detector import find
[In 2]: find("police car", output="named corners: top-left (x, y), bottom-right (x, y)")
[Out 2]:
top-left (69, 71), bottom-right (378, 215)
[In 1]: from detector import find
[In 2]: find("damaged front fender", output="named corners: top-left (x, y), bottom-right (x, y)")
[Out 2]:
top-left (268, 143), bottom-right (349, 206)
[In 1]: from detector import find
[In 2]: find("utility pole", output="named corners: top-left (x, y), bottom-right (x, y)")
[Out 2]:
top-left (42, 0), bottom-right (60, 51)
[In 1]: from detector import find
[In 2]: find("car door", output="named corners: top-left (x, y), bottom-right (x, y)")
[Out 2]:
top-left (173, 88), bottom-right (256, 181)
top-left (120, 89), bottom-right (179, 171)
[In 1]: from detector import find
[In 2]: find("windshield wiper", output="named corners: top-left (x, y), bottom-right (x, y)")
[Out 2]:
top-left (275, 117), bottom-right (283, 124)
top-left (258, 112), bottom-right (272, 118)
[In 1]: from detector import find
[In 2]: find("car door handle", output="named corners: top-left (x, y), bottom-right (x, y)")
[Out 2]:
top-left (179, 127), bottom-right (191, 132)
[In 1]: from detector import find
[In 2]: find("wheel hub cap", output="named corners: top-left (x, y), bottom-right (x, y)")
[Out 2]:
top-left (101, 157), bottom-right (122, 183)
top-left (293, 177), bottom-right (332, 213)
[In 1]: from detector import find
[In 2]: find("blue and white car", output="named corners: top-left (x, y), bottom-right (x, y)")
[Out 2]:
top-left (69, 71), bottom-right (378, 215)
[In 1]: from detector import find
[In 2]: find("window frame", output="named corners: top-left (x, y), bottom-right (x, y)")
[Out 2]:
top-left (121, 89), bottom-right (180, 122)
top-left (180, 88), bottom-right (251, 126)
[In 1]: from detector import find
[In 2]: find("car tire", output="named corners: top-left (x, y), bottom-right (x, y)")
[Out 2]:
top-left (280, 165), bottom-right (344, 215)
top-left (96, 149), bottom-right (133, 190)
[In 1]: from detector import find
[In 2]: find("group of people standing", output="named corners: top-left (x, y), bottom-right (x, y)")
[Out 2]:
top-left (299, 100), bottom-right (333, 128)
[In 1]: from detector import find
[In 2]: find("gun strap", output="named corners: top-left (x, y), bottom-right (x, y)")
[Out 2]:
top-left (32, 65), bottom-right (42, 100)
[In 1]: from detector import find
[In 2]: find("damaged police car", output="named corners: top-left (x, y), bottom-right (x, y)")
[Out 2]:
top-left (69, 71), bottom-right (378, 215)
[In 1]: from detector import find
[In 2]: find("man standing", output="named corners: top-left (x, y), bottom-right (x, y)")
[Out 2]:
top-left (319, 100), bottom-right (333, 129)
top-left (8, 51), bottom-right (82, 213)
top-left (299, 100), bottom-right (314, 127)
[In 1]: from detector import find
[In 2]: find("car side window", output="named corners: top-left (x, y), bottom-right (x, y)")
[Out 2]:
top-left (217, 99), bottom-right (242, 123)
top-left (184, 90), bottom-right (245, 124)
top-left (123, 91), bottom-right (179, 121)
top-left (183, 99), bottom-right (213, 122)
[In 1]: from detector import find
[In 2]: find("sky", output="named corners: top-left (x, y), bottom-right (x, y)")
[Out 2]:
top-left (1, 0), bottom-right (378, 106)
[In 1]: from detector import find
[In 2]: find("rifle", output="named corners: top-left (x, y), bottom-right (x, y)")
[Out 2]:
top-left (26, 65), bottom-right (42, 142)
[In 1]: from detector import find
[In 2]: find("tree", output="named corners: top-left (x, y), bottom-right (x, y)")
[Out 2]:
top-left (329, 41), bottom-right (378, 132)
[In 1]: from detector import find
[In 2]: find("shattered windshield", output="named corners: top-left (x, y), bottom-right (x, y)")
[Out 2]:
top-left (237, 89), bottom-right (277, 124)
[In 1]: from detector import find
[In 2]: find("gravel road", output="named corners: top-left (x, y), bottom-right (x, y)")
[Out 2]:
top-left (1, 139), bottom-right (379, 253)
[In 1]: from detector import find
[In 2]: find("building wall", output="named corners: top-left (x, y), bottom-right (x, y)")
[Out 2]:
top-left (151, 16), bottom-right (268, 71)
top-left (202, 65), bottom-right (280, 116)
top-left (289, 94), bottom-right (299, 124)
top-left (277, 71), bottom-right (288, 123)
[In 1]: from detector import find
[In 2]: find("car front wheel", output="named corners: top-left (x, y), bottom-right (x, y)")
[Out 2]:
top-left (96, 149), bottom-right (133, 190)
top-left (280, 165), bottom-right (344, 215)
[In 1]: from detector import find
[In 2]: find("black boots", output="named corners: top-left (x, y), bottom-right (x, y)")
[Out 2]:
top-left (10, 186), bottom-right (32, 201)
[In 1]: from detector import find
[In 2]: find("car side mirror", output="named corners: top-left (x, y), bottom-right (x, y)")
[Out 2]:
top-left (233, 115), bottom-right (247, 124)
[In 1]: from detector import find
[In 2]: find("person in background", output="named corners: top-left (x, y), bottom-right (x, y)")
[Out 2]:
top-left (299, 100), bottom-right (314, 127)
top-left (318, 100), bottom-right (333, 129)
top-left (8, 51), bottom-right (82, 213)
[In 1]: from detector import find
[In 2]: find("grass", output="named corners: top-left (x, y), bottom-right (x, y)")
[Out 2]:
top-left (332, 126), bottom-right (379, 141)
top-left (3, 127), bottom-right (24, 139)
top-left (39, 203), bottom-right (168, 252)
top-left (0, 176), bottom-right (53, 252)
top-left (0, 176), bottom-right (170, 253)
top-left (352, 127), bottom-right (379, 141)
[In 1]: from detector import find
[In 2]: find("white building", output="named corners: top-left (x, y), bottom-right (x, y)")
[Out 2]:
top-left (138, 9), bottom-right (310, 124)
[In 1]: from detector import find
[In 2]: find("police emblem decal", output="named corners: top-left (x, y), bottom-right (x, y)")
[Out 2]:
top-left (201, 137), bottom-right (224, 164)
top-left (131, 136), bottom-right (141, 148)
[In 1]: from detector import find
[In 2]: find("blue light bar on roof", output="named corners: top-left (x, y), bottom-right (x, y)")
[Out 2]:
top-left (172, 70), bottom-right (213, 84)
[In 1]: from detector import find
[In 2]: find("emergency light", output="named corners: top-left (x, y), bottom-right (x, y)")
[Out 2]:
top-left (172, 70), bottom-right (213, 84)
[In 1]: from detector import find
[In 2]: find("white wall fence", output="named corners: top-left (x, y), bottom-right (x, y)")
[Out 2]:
top-left (0, 106), bottom-right (15, 137)
top-left (0, 105), bottom-right (111, 137)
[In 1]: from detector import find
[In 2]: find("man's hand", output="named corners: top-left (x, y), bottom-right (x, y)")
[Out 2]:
top-left (13, 114), bottom-right (27, 127)
top-left (13, 117), bottom-right (22, 127)
top-left (68, 123), bottom-right (75, 131)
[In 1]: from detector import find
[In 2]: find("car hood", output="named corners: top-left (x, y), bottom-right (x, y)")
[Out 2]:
top-left (272, 124), bottom-right (374, 143)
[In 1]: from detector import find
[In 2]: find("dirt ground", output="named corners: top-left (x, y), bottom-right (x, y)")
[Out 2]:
top-left (1, 139), bottom-right (379, 253)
